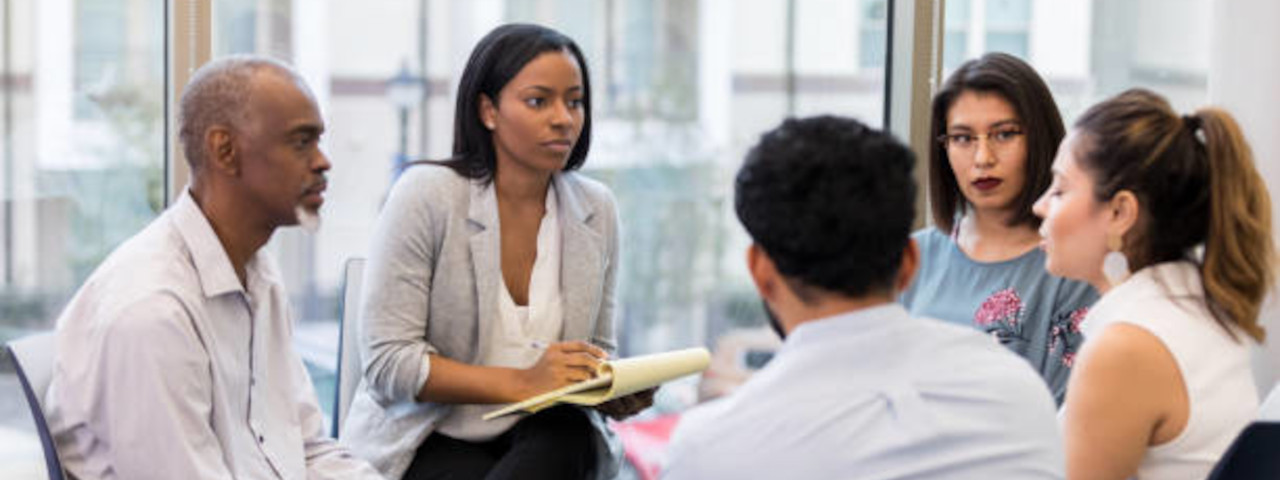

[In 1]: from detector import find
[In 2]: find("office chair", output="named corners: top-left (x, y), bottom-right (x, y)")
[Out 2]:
top-left (6, 331), bottom-right (67, 480)
top-left (1206, 421), bottom-right (1280, 479)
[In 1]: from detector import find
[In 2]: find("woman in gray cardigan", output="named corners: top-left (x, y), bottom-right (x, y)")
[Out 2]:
top-left (341, 24), bottom-right (653, 479)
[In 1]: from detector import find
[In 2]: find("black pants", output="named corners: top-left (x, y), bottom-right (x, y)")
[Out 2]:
top-left (402, 405), bottom-right (600, 480)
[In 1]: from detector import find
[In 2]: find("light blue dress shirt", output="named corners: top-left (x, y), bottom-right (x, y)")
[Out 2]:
top-left (663, 303), bottom-right (1064, 480)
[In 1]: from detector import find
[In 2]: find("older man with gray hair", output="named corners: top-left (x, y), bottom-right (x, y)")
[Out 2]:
top-left (45, 55), bottom-right (382, 479)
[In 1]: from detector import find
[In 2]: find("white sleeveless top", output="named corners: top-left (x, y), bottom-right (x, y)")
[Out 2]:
top-left (435, 185), bottom-right (565, 441)
top-left (1082, 261), bottom-right (1257, 480)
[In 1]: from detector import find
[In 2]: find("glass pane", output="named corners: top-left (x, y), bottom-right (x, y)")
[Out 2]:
top-left (941, 0), bottom-right (1211, 121)
top-left (859, 0), bottom-right (888, 68)
top-left (792, 0), bottom-right (886, 122)
top-left (863, 0), bottom-right (887, 21)
top-left (947, 0), bottom-right (972, 28)
top-left (1, 0), bottom-right (165, 473)
top-left (860, 30), bottom-right (887, 69)
top-left (944, 31), bottom-right (970, 70)
top-left (986, 32), bottom-right (1029, 59)
top-left (986, 0), bottom-right (1031, 28)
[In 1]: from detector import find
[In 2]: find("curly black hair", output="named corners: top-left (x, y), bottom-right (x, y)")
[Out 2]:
top-left (735, 115), bottom-right (917, 301)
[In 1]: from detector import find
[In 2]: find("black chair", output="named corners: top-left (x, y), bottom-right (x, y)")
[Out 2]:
top-left (1206, 421), bottom-right (1280, 479)
top-left (6, 332), bottom-right (67, 480)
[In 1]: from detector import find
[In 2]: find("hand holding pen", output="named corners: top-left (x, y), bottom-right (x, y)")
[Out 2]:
top-left (517, 340), bottom-right (608, 397)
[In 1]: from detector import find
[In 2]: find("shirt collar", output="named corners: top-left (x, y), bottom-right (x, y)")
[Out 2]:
top-left (782, 303), bottom-right (909, 351)
top-left (172, 188), bottom-right (260, 298)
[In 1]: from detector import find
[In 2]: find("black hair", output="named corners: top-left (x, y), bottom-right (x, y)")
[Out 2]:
top-left (735, 115), bottom-right (917, 301)
top-left (432, 23), bottom-right (593, 182)
top-left (929, 52), bottom-right (1064, 232)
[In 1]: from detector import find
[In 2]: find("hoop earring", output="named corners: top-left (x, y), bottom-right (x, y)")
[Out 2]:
top-left (1103, 235), bottom-right (1131, 286)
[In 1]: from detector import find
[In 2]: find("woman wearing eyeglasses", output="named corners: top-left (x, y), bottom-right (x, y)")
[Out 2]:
top-left (901, 52), bottom-right (1097, 406)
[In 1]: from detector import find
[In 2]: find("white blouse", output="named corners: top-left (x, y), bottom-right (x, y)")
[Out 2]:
top-left (1081, 261), bottom-right (1257, 480)
top-left (435, 184), bottom-right (565, 441)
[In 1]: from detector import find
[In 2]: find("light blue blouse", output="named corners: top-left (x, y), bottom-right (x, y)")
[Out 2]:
top-left (901, 227), bottom-right (1098, 405)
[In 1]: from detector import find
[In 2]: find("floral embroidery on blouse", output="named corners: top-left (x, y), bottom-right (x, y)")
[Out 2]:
top-left (974, 288), bottom-right (1026, 343)
top-left (1049, 307), bottom-right (1089, 367)
top-left (975, 289), bottom-right (1089, 369)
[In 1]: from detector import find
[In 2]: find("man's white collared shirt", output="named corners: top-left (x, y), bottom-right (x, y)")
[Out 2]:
top-left (46, 191), bottom-right (381, 479)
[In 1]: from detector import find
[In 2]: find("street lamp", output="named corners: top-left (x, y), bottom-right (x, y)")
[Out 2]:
top-left (386, 62), bottom-right (424, 177)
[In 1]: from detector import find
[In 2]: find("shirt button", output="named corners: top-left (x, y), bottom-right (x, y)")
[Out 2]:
top-left (258, 435), bottom-right (265, 443)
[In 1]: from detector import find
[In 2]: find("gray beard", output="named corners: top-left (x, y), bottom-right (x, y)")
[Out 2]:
top-left (295, 205), bottom-right (321, 234)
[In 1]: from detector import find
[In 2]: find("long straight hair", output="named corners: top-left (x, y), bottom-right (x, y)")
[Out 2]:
top-left (423, 23), bottom-right (593, 183)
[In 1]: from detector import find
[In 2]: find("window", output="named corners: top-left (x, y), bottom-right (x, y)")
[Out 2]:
top-left (940, 0), bottom-right (1210, 121)
top-left (0, 1), bottom-right (885, 466)
top-left (859, 0), bottom-right (889, 69)
top-left (985, 0), bottom-right (1031, 60)
top-left (4, 0), bottom-right (1221, 473)
top-left (944, 0), bottom-right (973, 70)
top-left (1, 0), bottom-right (165, 473)
top-left (942, 0), bottom-right (1033, 69)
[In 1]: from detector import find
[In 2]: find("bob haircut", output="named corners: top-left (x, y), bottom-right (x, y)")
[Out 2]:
top-left (437, 23), bottom-right (593, 182)
top-left (928, 52), bottom-right (1064, 233)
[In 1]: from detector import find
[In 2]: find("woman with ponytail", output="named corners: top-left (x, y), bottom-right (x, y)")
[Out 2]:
top-left (1033, 88), bottom-right (1274, 479)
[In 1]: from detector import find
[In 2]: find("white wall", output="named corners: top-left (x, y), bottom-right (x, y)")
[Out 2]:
top-left (328, 0), bottom-right (417, 77)
top-left (1028, 0), bottom-right (1089, 78)
top-left (1209, 0), bottom-right (1280, 399)
top-left (1135, 0), bottom-right (1210, 73)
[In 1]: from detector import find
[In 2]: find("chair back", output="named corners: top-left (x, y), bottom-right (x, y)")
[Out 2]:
top-left (332, 257), bottom-right (366, 438)
top-left (6, 331), bottom-right (67, 480)
top-left (1207, 421), bottom-right (1280, 479)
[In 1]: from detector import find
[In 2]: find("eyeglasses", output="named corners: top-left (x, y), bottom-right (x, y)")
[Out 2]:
top-left (938, 127), bottom-right (1025, 155)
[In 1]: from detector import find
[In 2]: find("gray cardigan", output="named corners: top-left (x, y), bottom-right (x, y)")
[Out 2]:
top-left (340, 165), bottom-right (622, 478)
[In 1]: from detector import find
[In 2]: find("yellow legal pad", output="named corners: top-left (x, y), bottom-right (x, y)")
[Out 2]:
top-left (483, 347), bottom-right (711, 420)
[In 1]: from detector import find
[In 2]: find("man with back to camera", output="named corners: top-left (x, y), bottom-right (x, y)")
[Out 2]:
top-left (662, 116), bottom-right (1064, 479)
top-left (44, 55), bottom-right (382, 479)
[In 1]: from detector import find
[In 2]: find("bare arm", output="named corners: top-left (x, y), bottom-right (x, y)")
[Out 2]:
top-left (1062, 322), bottom-right (1188, 480)
top-left (416, 341), bottom-right (607, 403)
